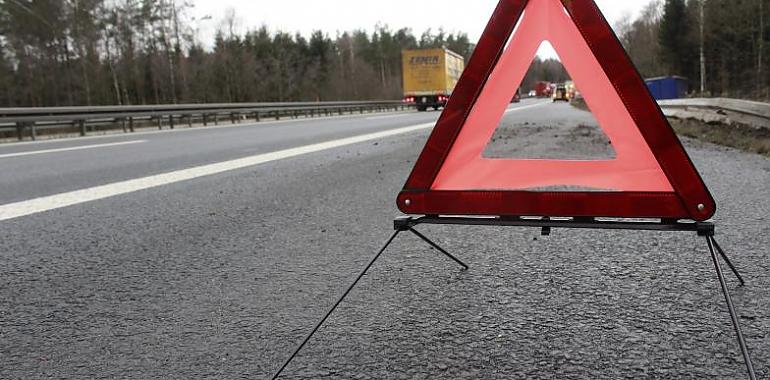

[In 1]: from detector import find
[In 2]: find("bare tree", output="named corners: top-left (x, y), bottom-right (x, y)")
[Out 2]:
top-left (759, 0), bottom-right (764, 97)
top-left (699, 0), bottom-right (706, 94)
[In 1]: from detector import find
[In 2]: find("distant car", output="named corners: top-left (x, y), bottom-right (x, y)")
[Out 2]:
top-left (553, 85), bottom-right (569, 102)
top-left (511, 88), bottom-right (521, 103)
top-left (528, 90), bottom-right (536, 97)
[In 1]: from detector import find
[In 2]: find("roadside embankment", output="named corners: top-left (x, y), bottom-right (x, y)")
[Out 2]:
top-left (571, 97), bottom-right (770, 156)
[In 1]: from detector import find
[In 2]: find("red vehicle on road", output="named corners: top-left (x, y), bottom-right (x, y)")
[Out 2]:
top-left (535, 81), bottom-right (552, 97)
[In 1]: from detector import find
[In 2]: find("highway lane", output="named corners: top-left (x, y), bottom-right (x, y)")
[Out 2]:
top-left (1, 99), bottom-right (768, 379)
top-left (0, 99), bottom-right (551, 216)
top-left (0, 106), bottom-right (445, 205)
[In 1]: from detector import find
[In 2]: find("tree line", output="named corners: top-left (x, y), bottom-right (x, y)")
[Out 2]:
top-left (0, 0), bottom-right (767, 107)
top-left (0, 0), bottom-right (478, 107)
top-left (617, 0), bottom-right (768, 99)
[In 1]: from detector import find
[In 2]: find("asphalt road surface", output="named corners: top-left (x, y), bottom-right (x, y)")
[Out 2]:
top-left (1, 99), bottom-right (768, 379)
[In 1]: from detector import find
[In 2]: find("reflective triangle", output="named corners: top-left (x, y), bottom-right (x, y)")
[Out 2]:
top-left (398, 0), bottom-right (715, 221)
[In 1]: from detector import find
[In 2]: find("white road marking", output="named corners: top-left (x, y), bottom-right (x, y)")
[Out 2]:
top-left (0, 140), bottom-right (146, 159)
top-left (0, 123), bottom-right (435, 222)
top-left (504, 100), bottom-right (551, 113)
top-left (365, 113), bottom-right (413, 120)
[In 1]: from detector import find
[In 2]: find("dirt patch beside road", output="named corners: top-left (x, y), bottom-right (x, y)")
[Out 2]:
top-left (571, 97), bottom-right (770, 156)
top-left (669, 118), bottom-right (770, 156)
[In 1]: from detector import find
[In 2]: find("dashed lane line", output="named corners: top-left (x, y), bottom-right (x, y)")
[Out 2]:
top-left (0, 140), bottom-right (146, 159)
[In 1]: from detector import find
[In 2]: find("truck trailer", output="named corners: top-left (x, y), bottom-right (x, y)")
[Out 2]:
top-left (645, 76), bottom-right (688, 100)
top-left (402, 48), bottom-right (465, 111)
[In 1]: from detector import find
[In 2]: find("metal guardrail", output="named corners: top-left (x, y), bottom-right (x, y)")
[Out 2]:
top-left (0, 101), bottom-right (412, 141)
top-left (658, 98), bottom-right (770, 121)
top-left (3, 98), bottom-right (766, 142)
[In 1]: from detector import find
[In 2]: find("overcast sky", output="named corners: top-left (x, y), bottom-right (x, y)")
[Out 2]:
top-left (191, 0), bottom-right (654, 58)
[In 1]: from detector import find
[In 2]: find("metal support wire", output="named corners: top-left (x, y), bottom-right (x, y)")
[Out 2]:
top-left (270, 230), bottom-right (401, 380)
top-left (270, 226), bottom-right (468, 379)
top-left (709, 236), bottom-right (746, 286)
top-left (408, 228), bottom-right (469, 270)
top-left (270, 215), bottom-right (757, 379)
top-left (706, 237), bottom-right (757, 380)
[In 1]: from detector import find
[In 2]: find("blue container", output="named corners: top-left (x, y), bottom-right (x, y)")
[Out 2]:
top-left (645, 76), bottom-right (688, 100)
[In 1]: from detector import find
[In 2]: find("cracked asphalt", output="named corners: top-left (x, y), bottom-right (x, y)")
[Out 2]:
top-left (0, 99), bottom-right (768, 379)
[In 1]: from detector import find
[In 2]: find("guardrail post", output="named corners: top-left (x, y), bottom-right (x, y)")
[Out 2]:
top-left (15, 122), bottom-right (24, 141)
top-left (0, 102), bottom-right (419, 141)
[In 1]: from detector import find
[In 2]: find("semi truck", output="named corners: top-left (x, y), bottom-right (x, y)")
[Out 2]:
top-left (402, 48), bottom-right (465, 111)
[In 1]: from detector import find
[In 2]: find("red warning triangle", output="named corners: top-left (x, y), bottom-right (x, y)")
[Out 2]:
top-left (397, 0), bottom-right (715, 221)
